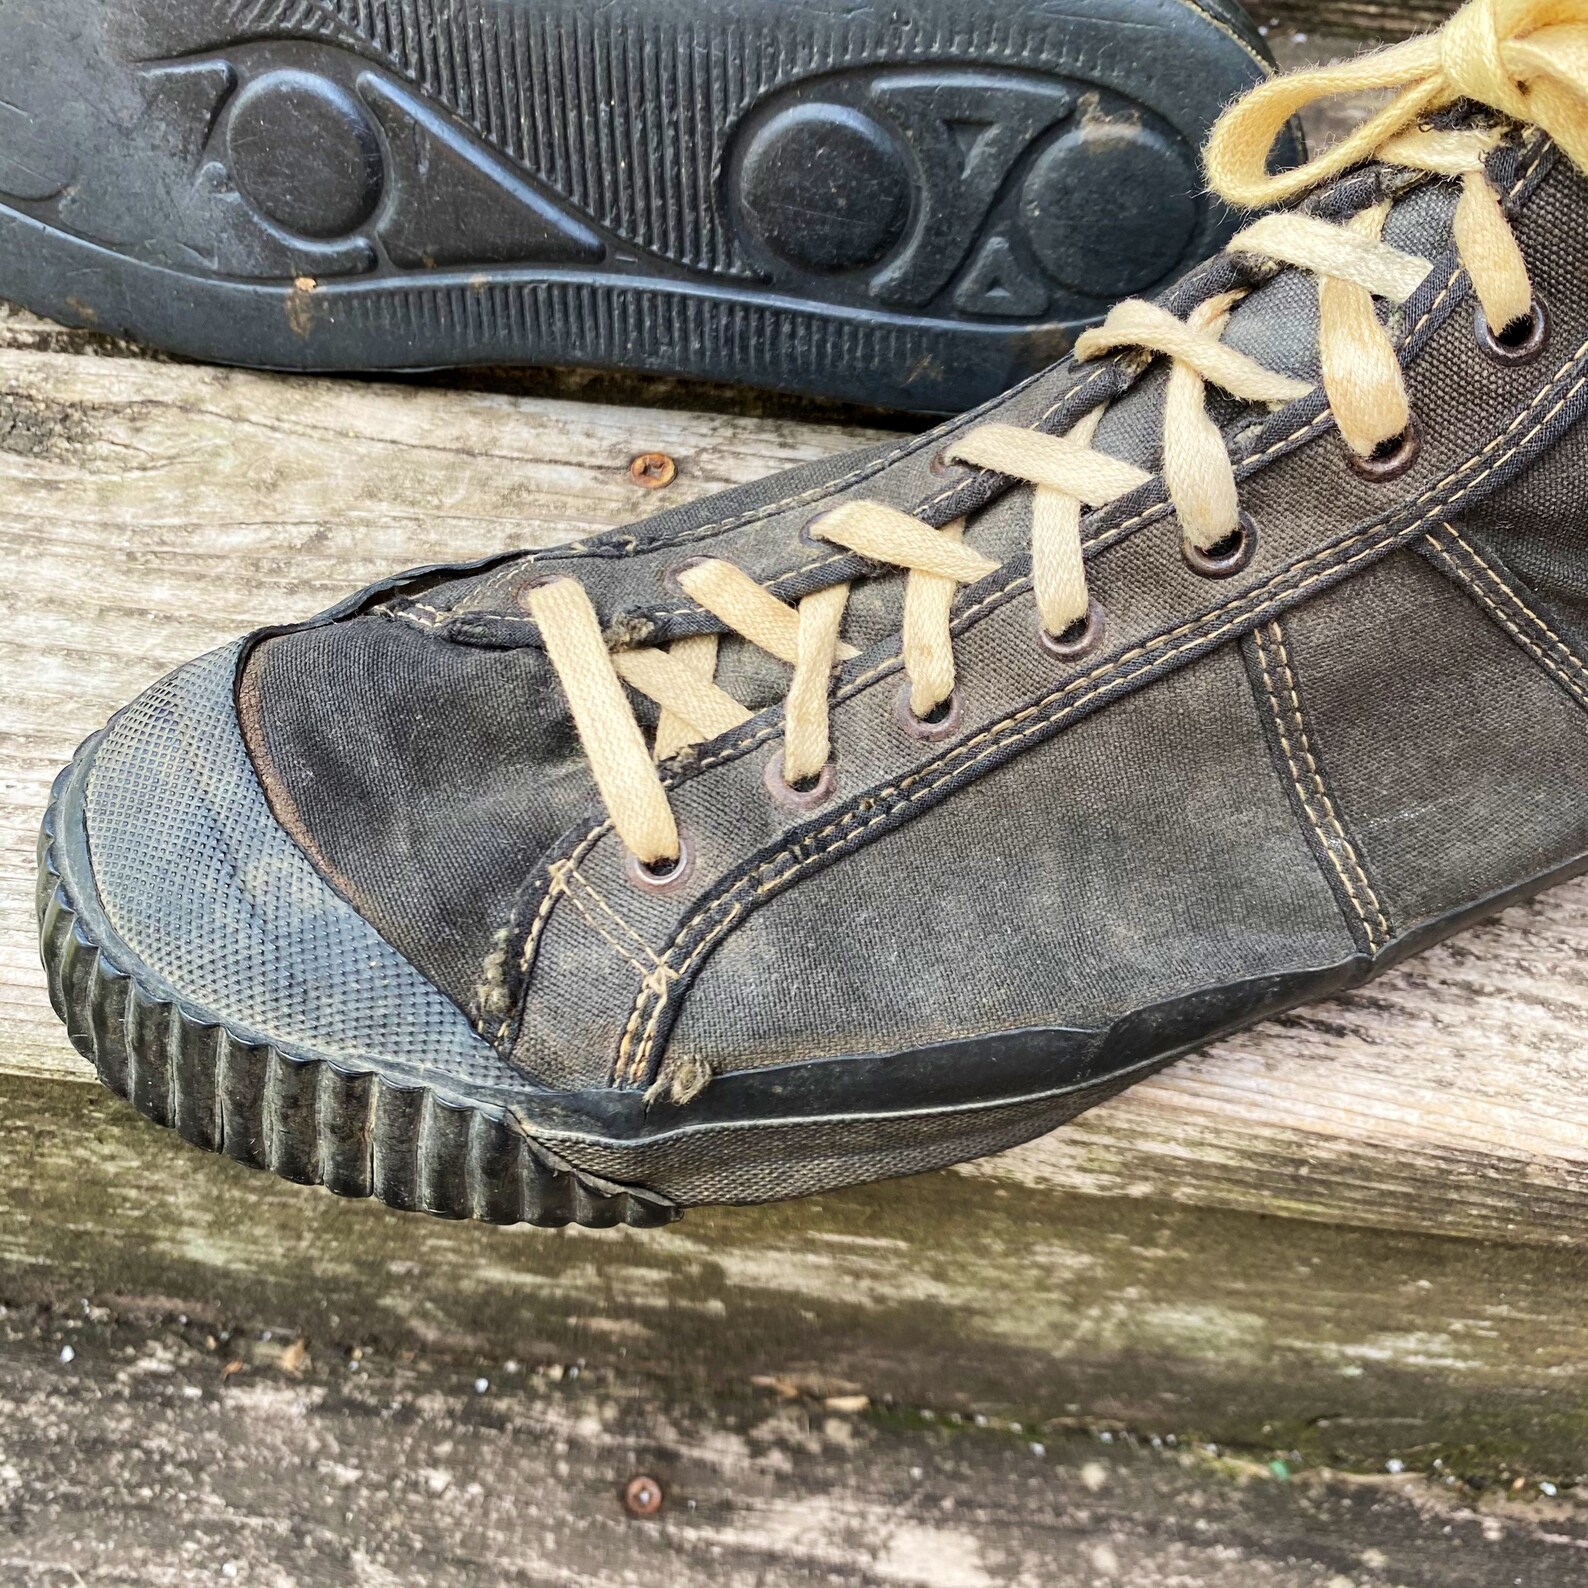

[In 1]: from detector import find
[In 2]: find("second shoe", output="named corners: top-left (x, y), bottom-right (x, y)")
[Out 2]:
top-left (0, 0), bottom-right (1288, 410)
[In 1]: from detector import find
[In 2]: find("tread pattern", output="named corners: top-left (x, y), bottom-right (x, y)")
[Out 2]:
top-left (0, 0), bottom-right (1281, 408)
top-left (35, 774), bottom-right (680, 1230)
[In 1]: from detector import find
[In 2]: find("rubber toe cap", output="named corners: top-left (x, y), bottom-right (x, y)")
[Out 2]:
top-left (78, 639), bottom-right (518, 1092)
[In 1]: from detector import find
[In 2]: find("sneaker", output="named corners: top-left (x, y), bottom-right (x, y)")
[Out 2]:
top-left (0, 0), bottom-right (1285, 411)
top-left (38, 0), bottom-right (1588, 1226)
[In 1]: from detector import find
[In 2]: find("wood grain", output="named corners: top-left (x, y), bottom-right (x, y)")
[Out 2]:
top-left (9, 1068), bottom-right (1588, 1474)
top-left (3, 1307), bottom-right (1582, 1588)
top-left (1263, 0), bottom-right (1450, 39)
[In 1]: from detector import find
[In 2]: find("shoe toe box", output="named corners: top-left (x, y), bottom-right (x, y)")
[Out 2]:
top-left (75, 638), bottom-right (519, 1094)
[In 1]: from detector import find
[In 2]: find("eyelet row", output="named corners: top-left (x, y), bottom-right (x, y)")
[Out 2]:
top-left (633, 290), bottom-right (1553, 891)
top-left (1339, 294), bottom-right (1548, 484)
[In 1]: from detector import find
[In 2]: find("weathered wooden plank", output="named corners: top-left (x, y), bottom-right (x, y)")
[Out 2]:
top-left (7, 1071), bottom-right (1588, 1476)
top-left (2, 1308), bottom-right (1582, 1588)
top-left (1264, 1), bottom-right (1450, 41)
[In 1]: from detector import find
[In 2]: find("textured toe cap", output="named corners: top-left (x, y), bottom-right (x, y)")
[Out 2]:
top-left (80, 639), bottom-right (520, 1092)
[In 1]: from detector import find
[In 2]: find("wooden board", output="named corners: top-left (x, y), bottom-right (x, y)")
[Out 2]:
top-left (3, 1306), bottom-right (1582, 1588)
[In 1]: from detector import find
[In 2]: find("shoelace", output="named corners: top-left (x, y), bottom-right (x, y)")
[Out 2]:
top-left (526, 0), bottom-right (1588, 870)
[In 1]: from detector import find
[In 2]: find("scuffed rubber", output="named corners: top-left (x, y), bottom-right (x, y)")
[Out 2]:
top-left (0, 0), bottom-right (1291, 411)
top-left (37, 754), bottom-right (680, 1230)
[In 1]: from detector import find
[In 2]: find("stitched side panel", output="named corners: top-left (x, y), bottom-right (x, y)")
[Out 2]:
top-left (1421, 523), bottom-right (1588, 714)
top-left (1271, 550), bottom-right (1588, 938)
top-left (654, 643), bottom-right (1356, 1081)
top-left (1245, 621), bottom-right (1391, 954)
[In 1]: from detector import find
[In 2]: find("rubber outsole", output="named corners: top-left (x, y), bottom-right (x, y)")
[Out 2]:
top-left (36, 757), bottom-right (681, 1230)
top-left (0, 0), bottom-right (1290, 411)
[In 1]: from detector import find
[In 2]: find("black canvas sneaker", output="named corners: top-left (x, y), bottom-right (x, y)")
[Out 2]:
top-left (0, 0), bottom-right (1285, 410)
top-left (38, 0), bottom-right (1588, 1226)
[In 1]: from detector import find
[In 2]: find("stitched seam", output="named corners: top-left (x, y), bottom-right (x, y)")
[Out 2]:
top-left (493, 823), bottom-right (615, 1045)
top-left (623, 359), bottom-right (1588, 1077)
top-left (1431, 524), bottom-right (1588, 706)
top-left (615, 526), bottom-right (1418, 1077)
top-left (1444, 525), bottom-right (1588, 687)
top-left (1266, 622), bottom-right (1391, 947)
top-left (474, 141), bottom-right (1556, 1045)
top-left (561, 887), bottom-right (652, 978)
top-left (549, 866), bottom-right (656, 980)
top-left (566, 864), bottom-right (667, 965)
top-left (1253, 622), bottom-right (1390, 949)
top-left (387, 606), bottom-right (446, 632)
top-left (615, 341), bottom-right (1588, 1080)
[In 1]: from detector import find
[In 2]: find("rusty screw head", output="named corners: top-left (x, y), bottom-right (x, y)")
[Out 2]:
top-left (623, 1474), bottom-right (664, 1518)
top-left (629, 452), bottom-right (677, 490)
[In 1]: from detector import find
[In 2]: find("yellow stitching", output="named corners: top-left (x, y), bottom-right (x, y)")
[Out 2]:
top-left (515, 828), bottom-right (611, 978)
top-left (489, 842), bottom-right (615, 1044)
top-left (1434, 524), bottom-right (1588, 705)
top-left (382, 602), bottom-right (450, 631)
top-left (1253, 623), bottom-right (1375, 941)
top-left (1254, 623), bottom-right (1391, 948)
top-left (1266, 622), bottom-right (1391, 946)
top-left (621, 526), bottom-right (1408, 1077)
top-left (487, 95), bottom-right (1547, 1045)
top-left (1441, 523), bottom-right (1588, 682)
top-left (559, 881), bottom-right (654, 979)
top-left (566, 865), bottom-right (667, 964)
top-left (618, 351), bottom-right (1588, 1078)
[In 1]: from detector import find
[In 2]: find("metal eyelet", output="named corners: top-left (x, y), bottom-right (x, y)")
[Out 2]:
top-left (1182, 513), bottom-right (1259, 580)
top-left (764, 752), bottom-right (836, 812)
top-left (895, 684), bottom-right (962, 743)
top-left (662, 555), bottom-right (710, 593)
top-left (1346, 416), bottom-right (1423, 483)
top-left (624, 835), bottom-right (696, 895)
top-left (1038, 601), bottom-right (1106, 661)
top-left (1476, 296), bottom-right (1550, 366)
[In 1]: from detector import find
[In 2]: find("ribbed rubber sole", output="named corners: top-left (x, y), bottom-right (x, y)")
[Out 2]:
top-left (0, 0), bottom-right (1288, 410)
top-left (35, 768), bottom-right (679, 1230)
